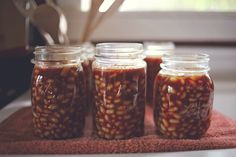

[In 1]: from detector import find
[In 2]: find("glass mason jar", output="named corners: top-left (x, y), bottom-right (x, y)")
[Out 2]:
top-left (144, 42), bottom-right (175, 105)
top-left (93, 43), bottom-right (146, 140)
top-left (31, 46), bottom-right (86, 139)
top-left (153, 53), bottom-right (214, 139)
top-left (81, 43), bottom-right (95, 113)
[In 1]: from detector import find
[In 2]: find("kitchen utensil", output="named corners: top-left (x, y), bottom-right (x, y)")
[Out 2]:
top-left (31, 3), bottom-right (69, 45)
top-left (80, 0), bottom-right (124, 42)
top-left (89, 0), bottom-right (124, 37)
top-left (13, 0), bottom-right (55, 45)
top-left (81, 0), bottom-right (104, 42)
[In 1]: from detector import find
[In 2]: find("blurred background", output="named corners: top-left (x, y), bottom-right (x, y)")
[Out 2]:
top-left (0, 0), bottom-right (236, 116)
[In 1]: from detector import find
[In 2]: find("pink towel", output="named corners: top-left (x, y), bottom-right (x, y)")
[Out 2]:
top-left (0, 106), bottom-right (236, 154)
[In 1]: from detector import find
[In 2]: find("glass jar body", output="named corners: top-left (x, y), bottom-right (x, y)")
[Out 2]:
top-left (153, 69), bottom-right (214, 139)
top-left (92, 60), bottom-right (146, 140)
top-left (144, 42), bottom-right (174, 105)
top-left (92, 41), bottom-right (146, 140)
top-left (81, 52), bottom-right (95, 113)
top-left (31, 46), bottom-right (86, 139)
top-left (144, 56), bottom-right (162, 104)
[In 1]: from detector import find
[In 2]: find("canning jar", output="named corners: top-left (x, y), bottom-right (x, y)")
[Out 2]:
top-left (153, 53), bottom-right (214, 139)
top-left (144, 42), bottom-right (174, 105)
top-left (31, 46), bottom-right (86, 139)
top-left (81, 43), bottom-right (95, 113)
top-left (93, 43), bottom-right (146, 140)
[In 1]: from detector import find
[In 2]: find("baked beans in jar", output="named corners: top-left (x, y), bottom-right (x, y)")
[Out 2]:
top-left (93, 43), bottom-right (146, 140)
top-left (144, 42), bottom-right (174, 105)
top-left (81, 43), bottom-right (95, 113)
top-left (153, 53), bottom-right (214, 139)
top-left (31, 46), bottom-right (86, 139)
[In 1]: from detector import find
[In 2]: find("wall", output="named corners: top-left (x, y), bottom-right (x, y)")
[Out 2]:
top-left (0, 0), bottom-right (25, 51)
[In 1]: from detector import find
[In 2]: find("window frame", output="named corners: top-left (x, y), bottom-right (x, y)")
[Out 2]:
top-left (61, 3), bottom-right (236, 42)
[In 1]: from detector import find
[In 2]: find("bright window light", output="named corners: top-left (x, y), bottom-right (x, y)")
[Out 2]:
top-left (80, 0), bottom-right (236, 12)
top-left (99, 0), bottom-right (115, 12)
top-left (81, 0), bottom-right (91, 12)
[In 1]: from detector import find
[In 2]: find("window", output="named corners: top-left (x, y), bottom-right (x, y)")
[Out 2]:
top-left (81, 0), bottom-right (236, 12)
top-left (58, 0), bottom-right (236, 42)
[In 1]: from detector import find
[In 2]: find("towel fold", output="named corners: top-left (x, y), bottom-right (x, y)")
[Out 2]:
top-left (0, 106), bottom-right (236, 154)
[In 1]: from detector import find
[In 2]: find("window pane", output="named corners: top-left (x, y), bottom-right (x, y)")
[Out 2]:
top-left (80, 0), bottom-right (236, 12)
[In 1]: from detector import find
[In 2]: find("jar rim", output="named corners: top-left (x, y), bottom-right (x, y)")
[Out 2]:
top-left (161, 53), bottom-right (210, 73)
top-left (144, 41), bottom-right (174, 51)
top-left (144, 42), bottom-right (175, 57)
top-left (34, 45), bottom-right (82, 55)
top-left (95, 43), bottom-right (143, 59)
top-left (82, 42), bottom-right (95, 54)
top-left (33, 45), bottom-right (82, 63)
top-left (162, 53), bottom-right (209, 63)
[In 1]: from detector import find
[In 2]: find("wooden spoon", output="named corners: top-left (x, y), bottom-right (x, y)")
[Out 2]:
top-left (80, 0), bottom-right (124, 42)
top-left (81, 0), bottom-right (104, 42)
top-left (88, 0), bottom-right (124, 40)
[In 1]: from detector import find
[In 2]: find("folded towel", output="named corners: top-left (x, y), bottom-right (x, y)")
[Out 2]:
top-left (0, 106), bottom-right (236, 154)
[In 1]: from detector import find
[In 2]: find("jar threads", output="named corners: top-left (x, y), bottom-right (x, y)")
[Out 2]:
top-left (92, 43), bottom-right (146, 140)
top-left (31, 45), bottom-right (86, 139)
top-left (153, 53), bottom-right (214, 139)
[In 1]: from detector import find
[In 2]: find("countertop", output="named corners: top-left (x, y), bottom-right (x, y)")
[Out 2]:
top-left (0, 80), bottom-right (236, 156)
